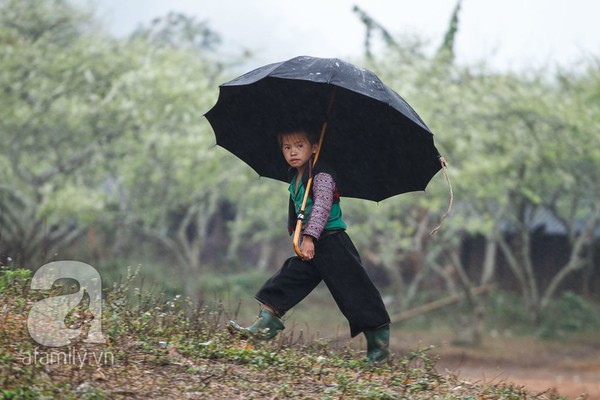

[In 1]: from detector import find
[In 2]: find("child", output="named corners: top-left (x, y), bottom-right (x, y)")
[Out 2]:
top-left (228, 129), bottom-right (392, 365)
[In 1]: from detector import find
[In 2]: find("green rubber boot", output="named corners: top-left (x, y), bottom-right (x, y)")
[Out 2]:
top-left (227, 309), bottom-right (285, 340)
top-left (363, 325), bottom-right (392, 365)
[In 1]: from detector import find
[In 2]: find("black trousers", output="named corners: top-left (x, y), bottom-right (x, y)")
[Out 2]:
top-left (255, 230), bottom-right (390, 338)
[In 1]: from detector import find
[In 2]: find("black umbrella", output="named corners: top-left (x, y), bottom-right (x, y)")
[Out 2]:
top-left (205, 56), bottom-right (448, 255)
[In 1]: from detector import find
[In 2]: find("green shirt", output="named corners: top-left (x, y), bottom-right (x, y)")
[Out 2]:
top-left (289, 173), bottom-right (347, 235)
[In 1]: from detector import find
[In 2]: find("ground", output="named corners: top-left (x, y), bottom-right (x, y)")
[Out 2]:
top-left (278, 286), bottom-right (600, 399)
top-left (392, 330), bottom-right (600, 399)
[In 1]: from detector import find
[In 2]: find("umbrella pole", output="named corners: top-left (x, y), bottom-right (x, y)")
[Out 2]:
top-left (293, 88), bottom-right (337, 258)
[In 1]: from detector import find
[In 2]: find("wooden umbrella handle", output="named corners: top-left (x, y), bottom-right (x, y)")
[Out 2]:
top-left (292, 88), bottom-right (337, 258)
top-left (292, 176), bottom-right (314, 258)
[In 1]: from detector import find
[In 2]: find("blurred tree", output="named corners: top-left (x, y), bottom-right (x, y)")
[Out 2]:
top-left (355, 4), bottom-right (600, 332)
top-left (131, 12), bottom-right (221, 53)
top-left (0, 0), bottom-right (136, 266)
top-left (0, 0), bottom-right (239, 283)
top-left (463, 69), bottom-right (600, 324)
top-left (91, 12), bottom-right (245, 296)
top-left (436, 0), bottom-right (462, 61)
top-left (223, 176), bottom-right (289, 271)
top-left (352, 5), bottom-right (399, 60)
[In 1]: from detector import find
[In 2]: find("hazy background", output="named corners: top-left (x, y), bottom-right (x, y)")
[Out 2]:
top-left (1, 1), bottom-right (600, 395)
top-left (89, 0), bottom-right (599, 72)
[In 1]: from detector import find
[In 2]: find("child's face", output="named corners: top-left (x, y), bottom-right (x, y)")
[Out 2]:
top-left (280, 132), bottom-right (317, 170)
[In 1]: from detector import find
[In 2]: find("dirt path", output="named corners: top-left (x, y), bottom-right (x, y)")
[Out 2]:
top-left (393, 331), bottom-right (600, 399)
top-left (437, 355), bottom-right (600, 399)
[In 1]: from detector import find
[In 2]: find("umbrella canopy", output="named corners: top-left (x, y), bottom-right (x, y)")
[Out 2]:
top-left (205, 55), bottom-right (442, 202)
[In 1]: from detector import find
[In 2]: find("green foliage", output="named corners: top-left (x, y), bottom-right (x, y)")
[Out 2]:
top-left (131, 11), bottom-right (221, 52)
top-left (0, 0), bottom-right (93, 44)
top-left (483, 289), bottom-right (600, 338)
top-left (537, 291), bottom-right (600, 338)
top-left (0, 387), bottom-right (45, 400)
top-left (485, 290), bottom-right (533, 331)
top-left (0, 266), bottom-right (31, 296)
top-left (437, 0), bottom-right (462, 59)
top-left (0, 0), bottom-right (241, 272)
top-left (199, 270), bottom-right (270, 299)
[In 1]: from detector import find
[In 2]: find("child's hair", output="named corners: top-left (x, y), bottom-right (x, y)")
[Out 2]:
top-left (277, 129), bottom-right (319, 147)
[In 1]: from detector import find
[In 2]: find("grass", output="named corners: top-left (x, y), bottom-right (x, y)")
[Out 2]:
top-left (0, 266), bottom-right (584, 399)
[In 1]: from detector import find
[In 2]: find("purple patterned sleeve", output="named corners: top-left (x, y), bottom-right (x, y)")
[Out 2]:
top-left (303, 172), bottom-right (335, 240)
